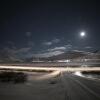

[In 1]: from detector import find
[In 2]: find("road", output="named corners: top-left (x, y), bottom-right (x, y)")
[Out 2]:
top-left (60, 72), bottom-right (100, 100)
top-left (0, 71), bottom-right (100, 100)
top-left (0, 64), bottom-right (100, 100)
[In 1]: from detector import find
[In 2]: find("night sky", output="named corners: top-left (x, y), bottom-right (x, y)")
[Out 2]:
top-left (0, 0), bottom-right (100, 58)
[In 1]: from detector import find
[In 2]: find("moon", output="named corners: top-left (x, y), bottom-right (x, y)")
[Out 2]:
top-left (80, 32), bottom-right (86, 37)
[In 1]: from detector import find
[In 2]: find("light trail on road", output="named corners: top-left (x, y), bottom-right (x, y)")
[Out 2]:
top-left (0, 65), bottom-right (100, 72)
top-left (0, 65), bottom-right (100, 100)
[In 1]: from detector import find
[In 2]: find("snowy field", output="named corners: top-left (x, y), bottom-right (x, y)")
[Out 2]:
top-left (0, 70), bottom-right (100, 100)
top-left (0, 71), bottom-right (65, 100)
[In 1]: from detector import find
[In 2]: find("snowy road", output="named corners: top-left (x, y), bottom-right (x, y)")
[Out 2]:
top-left (60, 72), bottom-right (100, 100)
top-left (0, 71), bottom-right (100, 100)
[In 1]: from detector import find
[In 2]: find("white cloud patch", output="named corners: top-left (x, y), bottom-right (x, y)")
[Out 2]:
top-left (42, 38), bottom-right (60, 46)
top-left (52, 38), bottom-right (60, 43)
top-left (85, 46), bottom-right (92, 49)
top-left (33, 50), bottom-right (64, 57)
top-left (65, 44), bottom-right (72, 49)
top-left (42, 42), bottom-right (52, 46)
top-left (33, 44), bottom-right (72, 57)
top-left (48, 46), bottom-right (66, 52)
top-left (47, 44), bottom-right (72, 51)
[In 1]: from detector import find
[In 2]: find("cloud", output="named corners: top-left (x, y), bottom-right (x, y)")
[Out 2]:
top-left (33, 50), bottom-right (64, 57)
top-left (42, 38), bottom-right (60, 46)
top-left (26, 32), bottom-right (32, 37)
top-left (42, 42), bottom-right (52, 46)
top-left (1, 40), bottom-right (35, 61)
top-left (1, 46), bottom-right (32, 60)
top-left (14, 47), bottom-right (31, 53)
top-left (48, 46), bottom-right (66, 52)
top-left (4, 47), bottom-right (31, 57)
top-left (27, 41), bottom-right (34, 47)
top-left (85, 46), bottom-right (92, 49)
top-left (47, 44), bottom-right (72, 51)
top-left (52, 38), bottom-right (60, 43)
top-left (65, 44), bottom-right (72, 49)
top-left (6, 41), bottom-right (15, 46)
top-left (33, 44), bottom-right (72, 57)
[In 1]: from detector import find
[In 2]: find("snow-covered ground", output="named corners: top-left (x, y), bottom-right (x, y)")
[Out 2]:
top-left (0, 71), bottom-right (65, 100)
top-left (74, 71), bottom-right (100, 80)
top-left (0, 71), bottom-right (100, 100)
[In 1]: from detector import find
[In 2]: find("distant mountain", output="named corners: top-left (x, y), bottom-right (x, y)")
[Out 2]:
top-left (92, 50), bottom-right (100, 53)
top-left (0, 49), bottom-right (23, 63)
top-left (83, 53), bottom-right (100, 59)
top-left (0, 49), bottom-right (100, 63)
top-left (47, 50), bottom-right (88, 61)
top-left (15, 50), bottom-right (100, 62)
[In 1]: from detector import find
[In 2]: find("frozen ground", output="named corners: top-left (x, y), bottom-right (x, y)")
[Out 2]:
top-left (0, 71), bottom-right (65, 100)
top-left (0, 71), bottom-right (100, 100)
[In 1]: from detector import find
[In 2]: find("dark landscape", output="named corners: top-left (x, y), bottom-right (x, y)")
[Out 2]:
top-left (0, 0), bottom-right (100, 100)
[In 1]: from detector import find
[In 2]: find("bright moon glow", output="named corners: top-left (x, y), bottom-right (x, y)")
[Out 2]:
top-left (80, 32), bottom-right (86, 37)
